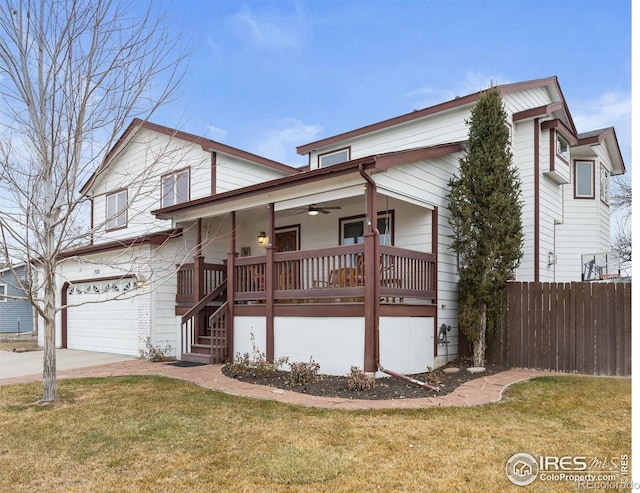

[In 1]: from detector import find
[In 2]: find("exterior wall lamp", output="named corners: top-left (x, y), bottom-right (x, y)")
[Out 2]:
top-left (257, 231), bottom-right (267, 244)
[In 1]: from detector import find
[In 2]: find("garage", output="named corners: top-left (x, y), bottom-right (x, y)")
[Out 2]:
top-left (63, 278), bottom-right (140, 356)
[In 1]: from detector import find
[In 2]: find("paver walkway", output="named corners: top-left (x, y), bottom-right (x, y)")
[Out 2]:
top-left (0, 359), bottom-right (553, 410)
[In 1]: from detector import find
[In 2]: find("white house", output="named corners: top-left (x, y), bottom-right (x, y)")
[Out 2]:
top-left (47, 76), bottom-right (625, 376)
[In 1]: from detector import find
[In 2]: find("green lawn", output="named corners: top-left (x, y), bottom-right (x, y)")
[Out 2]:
top-left (0, 375), bottom-right (630, 492)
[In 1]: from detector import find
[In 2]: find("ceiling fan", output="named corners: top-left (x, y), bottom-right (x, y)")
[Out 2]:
top-left (294, 203), bottom-right (342, 216)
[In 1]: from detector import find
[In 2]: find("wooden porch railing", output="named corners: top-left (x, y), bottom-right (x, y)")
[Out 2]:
top-left (176, 262), bottom-right (226, 302)
top-left (233, 244), bottom-right (436, 303)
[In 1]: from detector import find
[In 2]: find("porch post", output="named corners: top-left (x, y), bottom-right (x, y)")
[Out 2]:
top-left (432, 206), bottom-right (439, 357)
top-left (363, 182), bottom-right (379, 373)
top-left (193, 219), bottom-right (205, 337)
top-left (226, 211), bottom-right (236, 362)
top-left (265, 203), bottom-right (275, 362)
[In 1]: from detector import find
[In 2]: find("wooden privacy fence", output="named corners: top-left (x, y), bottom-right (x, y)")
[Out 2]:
top-left (487, 281), bottom-right (631, 376)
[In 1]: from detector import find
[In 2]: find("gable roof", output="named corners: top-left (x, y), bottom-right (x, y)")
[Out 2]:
top-left (80, 119), bottom-right (300, 195)
top-left (576, 127), bottom-right (626, 175)
top-left (296, 76), bottom-right (575, 155)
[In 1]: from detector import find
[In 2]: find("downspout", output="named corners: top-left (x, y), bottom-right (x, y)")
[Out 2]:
top-left (359, 164), bottom-right (439, 392)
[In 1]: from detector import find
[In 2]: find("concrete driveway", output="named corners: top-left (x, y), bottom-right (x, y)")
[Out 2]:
top-left (0, 349), bottom-right (137, 380)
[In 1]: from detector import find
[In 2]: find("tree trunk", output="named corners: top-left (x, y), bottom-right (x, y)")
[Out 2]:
top-left (41, 267), bottom-right (58, 403)
top-left (472, 303), bottom-right (487, 367)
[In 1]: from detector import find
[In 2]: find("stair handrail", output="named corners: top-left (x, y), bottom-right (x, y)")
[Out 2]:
top-left (209, 301), bottom-right (228, 364)
top-left (181, 279), bottom-right (227, 324)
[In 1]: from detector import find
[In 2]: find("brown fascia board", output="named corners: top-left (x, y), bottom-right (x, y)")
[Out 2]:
top-left (152, 142), bottom-right (464, 220)
top-left (56, 228), bottom-right (183, 259)
top-left (577, 127), bottom-right (626, 175)
top-left (373, 142), bottom-right (466, 171)
top-left (79, 119), bottom-right (299, 196)
top-left (296, 76), bottom-right (563, 155)
top-left (540, 119), bottom-right (579, 145)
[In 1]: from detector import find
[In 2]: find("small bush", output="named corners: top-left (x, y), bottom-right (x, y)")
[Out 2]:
top-left (347, 366), bottom-right (375, 391)
top-left (139, 337), bottom-right (173, 362)
top-left (225, 332), bottom-right (288, 378)
top-left (289, 357), bottom-right (320, 386)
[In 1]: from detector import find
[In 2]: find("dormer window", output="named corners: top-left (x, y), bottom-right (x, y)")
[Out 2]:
top-left (162, 169), bottom-right (189, 207)
top-left (319, 148), bottom-right (349, 167)
top-left (556, 134), bottom-right (569, 161)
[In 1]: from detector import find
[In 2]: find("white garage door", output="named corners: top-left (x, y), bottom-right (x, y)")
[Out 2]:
top-left (66, 279), bottom-right (139, 356)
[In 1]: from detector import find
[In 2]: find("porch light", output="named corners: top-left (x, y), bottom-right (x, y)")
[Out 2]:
top-left (257, 231), bottom-right (267, 244)
top-left (308, 205), bottom-right (319, 216)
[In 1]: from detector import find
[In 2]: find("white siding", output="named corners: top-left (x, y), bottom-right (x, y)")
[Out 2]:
top-left (216, 155), bottom-right (290, 194)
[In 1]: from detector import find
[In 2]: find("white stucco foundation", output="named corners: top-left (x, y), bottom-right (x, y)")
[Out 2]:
top-left (378, 316), bottom-right (435, 374)
top-left (232, 315), bottom-right (434, 376)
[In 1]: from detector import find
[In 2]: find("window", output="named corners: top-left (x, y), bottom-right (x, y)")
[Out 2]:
top-left (0, 284), bottom-right (6, 302)
top-left (600, 165), bottom-right (610, 204)
top-left (556, 134), bottom-right (569, 161)
top-left (575, 160), bottom-right (595, 198)
top-left (162, 169), bottom-right (189, 207)
top-left (106, 190), bottom-right (127, 230)
top-left (340, 211), bottom-right (393, 246)
top-left (319, 148), bottom-right (349, 167)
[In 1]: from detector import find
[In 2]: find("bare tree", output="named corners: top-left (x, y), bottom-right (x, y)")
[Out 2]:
top-left (0, 0), bottom-right (187, 402)
top-left (610, 174), bottom-right (631, 267)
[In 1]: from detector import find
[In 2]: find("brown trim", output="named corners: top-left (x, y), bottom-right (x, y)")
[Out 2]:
top-left (540, 119), bottom-right (578, 144)
top-left (105, 188), bottom-right (128, 232)
top-left (275, 224), bottom-right (301, 250)
top-left (573, 159), bottom-right (596, 199)
top-left (90, 198), bottom-right (95, 245)
top-left (339, 210), bottom-right (395, 246)
top-left (211, 152), bottom-right (217, 196)
top-left (233, 303), bottom-right (436, 318)
top-left (61, 283), bottom-right (68, 348)
top-left (374, 142), bottom-right (465, 171)
top-left (599, 164), bottom-right (610, 207)
top-left (432, 206), bottom-right (439, 357)
top-left (152, 143), bottom-right (462, 220)
top-left (512, 102), bottom-right (565, 122)
top-left (57, 228), bottom-right (183, 259)
top-left (318, 146), bottom-right (351, 168)
top-left (297, 77), bottom-right (564, 155)
top-left (153, 156), bottom-right (377, 219)
top-left (577, 127), bottom-right (626, 175)
top-left (266, 204), bottom-right (275, 362)
top-left (226, 211), bottom-right (236, 362)
top-left (534, 119), bottom-right (540, 282)
top-left (80, 118), bottom-right (299, 195)
top-left (160, 167), bottom-right (191, 208)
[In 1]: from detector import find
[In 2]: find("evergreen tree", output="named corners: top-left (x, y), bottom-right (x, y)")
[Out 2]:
top-left (447, 86), bottom-right (524, 367)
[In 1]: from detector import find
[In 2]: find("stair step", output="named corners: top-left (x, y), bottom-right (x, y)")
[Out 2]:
top-left (180, 353), bottom-right (211, 364)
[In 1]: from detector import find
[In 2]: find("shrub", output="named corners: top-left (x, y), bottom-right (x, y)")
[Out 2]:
top-left (225, 332), bottom-right (288, 378)
top-left (288, 357), bottom-right (320, 386)
top-left (139, 337), bottom-right (173, 362)
top-left (347, 366), bottom-right (375, 391)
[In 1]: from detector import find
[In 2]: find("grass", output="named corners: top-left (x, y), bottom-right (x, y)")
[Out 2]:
top-left (0, 375), bottom-right (630, 492)
top-left (0, 333), bottom-right (40, 352)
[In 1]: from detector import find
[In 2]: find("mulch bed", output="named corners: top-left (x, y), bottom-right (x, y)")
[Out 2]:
top-left (222, 357), bottom-right (508, 400)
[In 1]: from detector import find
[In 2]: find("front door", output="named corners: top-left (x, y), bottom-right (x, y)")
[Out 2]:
top-left (275, 227), bottom-right (299, 290)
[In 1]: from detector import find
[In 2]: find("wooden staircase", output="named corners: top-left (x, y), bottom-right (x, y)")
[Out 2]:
top-left (180, 281), bottom-right (228, 365)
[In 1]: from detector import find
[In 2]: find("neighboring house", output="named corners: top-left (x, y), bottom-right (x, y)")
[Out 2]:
top-left (47, 76), bottom-right (625, 376)
top-left (0, 264), bottom-right (34, 333)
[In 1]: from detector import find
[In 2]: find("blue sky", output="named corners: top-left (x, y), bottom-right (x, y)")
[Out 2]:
top-left (154, 0), bottom-right (631, 169)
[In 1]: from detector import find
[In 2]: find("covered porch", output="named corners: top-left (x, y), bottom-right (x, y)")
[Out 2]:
top-left (157, 162), bottom-right (441, 375)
